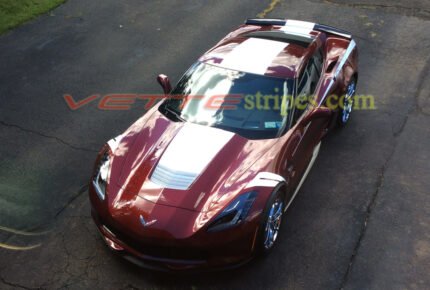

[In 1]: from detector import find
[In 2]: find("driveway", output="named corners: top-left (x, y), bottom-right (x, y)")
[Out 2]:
top-left (0, 0), bottom-right (429, 289)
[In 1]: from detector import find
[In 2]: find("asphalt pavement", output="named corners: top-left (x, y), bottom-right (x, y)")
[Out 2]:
top-left (0, 0), bottom-right (429, 289)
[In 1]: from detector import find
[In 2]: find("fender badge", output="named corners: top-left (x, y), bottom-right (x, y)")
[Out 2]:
top-left (139, 215), bottom-right (157, 227)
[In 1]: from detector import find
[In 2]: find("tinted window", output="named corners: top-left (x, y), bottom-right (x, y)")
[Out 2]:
top-left (293, 51), bottom-right (323, 123)
top-left (312, 49), bottom-right (323, 77)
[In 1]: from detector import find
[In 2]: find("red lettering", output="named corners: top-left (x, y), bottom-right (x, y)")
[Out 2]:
top-left (98, 94), bottom-right (136, 110)
top-left (205, 94), bottom-right (241, 110)
top-left (64, 94), bottom-right (99, 110)
top-left (137, 95), bottom-right (165, 110)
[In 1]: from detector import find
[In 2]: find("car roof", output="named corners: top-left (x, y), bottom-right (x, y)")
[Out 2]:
top-left (199, 20), bottom-right (323, 79)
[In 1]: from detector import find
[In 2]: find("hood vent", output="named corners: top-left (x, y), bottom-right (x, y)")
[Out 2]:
top-left (149, 123), bottom-right (234, 190)
top-left (151, 164), bottom-right (198, 190)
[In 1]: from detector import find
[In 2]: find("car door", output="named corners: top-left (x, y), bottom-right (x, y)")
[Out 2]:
top-left (279, 50), bottom-right (329, 199)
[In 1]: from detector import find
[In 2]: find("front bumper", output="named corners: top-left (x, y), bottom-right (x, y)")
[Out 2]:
top-left (92, 209), bottom-right (256, 271)
top-left (89, 185), bottom-right (260, 271)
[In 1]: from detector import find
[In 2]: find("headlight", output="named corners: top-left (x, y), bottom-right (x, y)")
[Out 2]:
top-left (207, 191), bottom-right (257, 232)
top-left (92, 149), bottom-right (111, 200)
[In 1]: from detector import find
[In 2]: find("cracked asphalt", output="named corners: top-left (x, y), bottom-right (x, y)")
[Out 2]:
top-left (0, 0), bottom-right (429, 289)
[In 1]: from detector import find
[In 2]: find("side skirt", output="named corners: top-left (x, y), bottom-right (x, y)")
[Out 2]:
top-left (284, 142), bottom-right (321, 212)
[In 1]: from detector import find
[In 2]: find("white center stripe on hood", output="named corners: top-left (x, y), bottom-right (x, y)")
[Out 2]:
top-left (221, 38), bottom-right (288, 75)
top-left (150, 123), bottom-right (234, 190)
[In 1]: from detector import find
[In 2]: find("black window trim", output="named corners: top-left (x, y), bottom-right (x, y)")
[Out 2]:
top-left (290, 48), bottom-right (324, 126)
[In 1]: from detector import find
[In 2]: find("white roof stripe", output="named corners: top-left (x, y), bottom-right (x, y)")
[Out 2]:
top-left (221, 38), bottom-right (288, 75)
top-left (285, 20), bottom-right (315, 29)
top-left (281, 20), bottom-right (315, 35)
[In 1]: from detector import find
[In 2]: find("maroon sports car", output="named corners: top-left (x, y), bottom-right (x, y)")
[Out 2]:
top-left (89, 18), bottom-right (358, 271)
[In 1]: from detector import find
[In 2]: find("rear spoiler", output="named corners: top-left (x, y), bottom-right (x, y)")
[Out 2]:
top-left (245, 18), bottom-right (352, 39)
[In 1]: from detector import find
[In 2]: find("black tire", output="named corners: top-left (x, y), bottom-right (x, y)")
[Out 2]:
top-left (337, 77), bottom-right (357, 127)
top-left (255, 187), bottom-right (285, 255)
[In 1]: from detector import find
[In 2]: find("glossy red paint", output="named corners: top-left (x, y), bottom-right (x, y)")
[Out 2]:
top-left (89, 19), bottom-right (358, 271)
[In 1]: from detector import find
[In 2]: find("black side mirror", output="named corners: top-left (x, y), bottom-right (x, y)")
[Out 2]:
top-left (301, 106), bottom-right (332, 124)
top-left (157, 74), bottom-right (172, 95)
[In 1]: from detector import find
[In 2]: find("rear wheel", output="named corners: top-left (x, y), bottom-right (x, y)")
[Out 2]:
top-left (338, 78), bottom-right (357, 127)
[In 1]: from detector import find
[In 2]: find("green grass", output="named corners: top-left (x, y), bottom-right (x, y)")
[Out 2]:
top-left (0, 0), bottom-right (65, 34)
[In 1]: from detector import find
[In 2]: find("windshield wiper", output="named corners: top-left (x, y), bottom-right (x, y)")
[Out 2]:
top-left (161, 104), bottom-right (186, 122)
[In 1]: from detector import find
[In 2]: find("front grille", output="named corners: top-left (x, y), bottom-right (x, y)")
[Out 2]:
top-left (150, 163), bottom-right (197, 190)
top-left (105, 222), bottom-right (208, 261)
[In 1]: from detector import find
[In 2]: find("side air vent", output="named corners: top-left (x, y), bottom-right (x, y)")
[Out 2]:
top-left (326, 58), bottom-right (338, 73)
top-left (246, 31), bottom-right (314, 47)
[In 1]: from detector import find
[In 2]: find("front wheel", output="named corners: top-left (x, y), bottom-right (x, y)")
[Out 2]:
top-left (256, 189), bottom-right (285, 254)
top-left (338, 78), bottom-right (357, 127)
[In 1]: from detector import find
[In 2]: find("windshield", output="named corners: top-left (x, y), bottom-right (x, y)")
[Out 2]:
top-left (159, 62), bottom-right (294, 139)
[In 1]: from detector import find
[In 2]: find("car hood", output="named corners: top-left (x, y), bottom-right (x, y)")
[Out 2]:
top-left (107, 110), bottom-right (273, 212)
